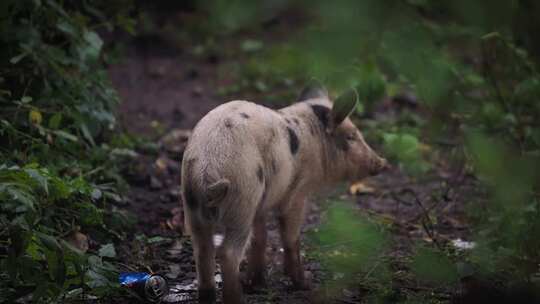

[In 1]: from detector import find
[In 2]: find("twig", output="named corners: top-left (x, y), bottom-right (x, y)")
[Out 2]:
top-left (481, 39), bottom-right (511, 114)
top-left (83, 166), bottom-right (104, 177)
top-left (114, 262), bottom-right (139, 272)
top-left (400, 189), bottom-right (443, 250)
top-left (408, 199), bottom-right (441, 224)
top-left (400, 284), bottom-right (452, 299)
top-left (362, 260), bottom-right (382, 281)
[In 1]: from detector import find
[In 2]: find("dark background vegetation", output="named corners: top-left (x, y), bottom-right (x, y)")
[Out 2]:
top-left (1, 0), bottom-right (540, 303)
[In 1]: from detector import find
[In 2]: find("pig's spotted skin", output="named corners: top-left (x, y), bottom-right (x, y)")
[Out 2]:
top-left (309, 124), bottom-right (316, 135)
top-left (270, 158), bottom-right (278, 174)
top-left (240, 112), bottom-right (250, 119)
top-left (309, 104), bottom-right (331, 129)
top-left (257, 165), bottom-right (264, 183)
top-left (286, 126), bottom-right (300, 155)
top-left (308, 104), bottom-right (350, 152)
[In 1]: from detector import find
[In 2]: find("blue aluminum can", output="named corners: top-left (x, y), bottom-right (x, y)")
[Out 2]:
top-left (119, 272), bottom-right (168, 302)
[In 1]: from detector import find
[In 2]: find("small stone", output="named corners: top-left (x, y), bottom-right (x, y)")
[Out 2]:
top-left (169, 189), bottom-right (181, 200)
top-left (166, 264), bottom-right (182, 279)
top-left (186, 68), bottom-right (199, 79)
top-left (150, 176), bottom-right (164, 190)
top-left (342, 288), bottom-right (354, 298)
top-left (148, 64), bottom-right (166, 77)
top-left (192, 86), bottom-right (203, 97)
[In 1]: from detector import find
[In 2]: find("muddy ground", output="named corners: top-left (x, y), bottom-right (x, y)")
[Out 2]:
top-left (106, 11), bottom-right (474, 304)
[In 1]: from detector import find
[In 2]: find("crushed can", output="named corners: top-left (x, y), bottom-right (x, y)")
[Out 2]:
top-left (119, 272), bottom-right (168, 302)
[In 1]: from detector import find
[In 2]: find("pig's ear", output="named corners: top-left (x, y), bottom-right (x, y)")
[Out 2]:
top-left (297, 80), bottom-right (328, 102)
top-left (331, 88), bottom-right (358, 127)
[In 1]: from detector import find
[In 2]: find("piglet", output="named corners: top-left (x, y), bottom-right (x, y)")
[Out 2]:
top-left (181, 84), bottom-right (388, 303)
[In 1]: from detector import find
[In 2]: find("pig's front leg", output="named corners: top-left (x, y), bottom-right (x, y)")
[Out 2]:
top-left (278, 193), bottom-right (310, 290)
top-left (246, 212), bottom-right (267, 290)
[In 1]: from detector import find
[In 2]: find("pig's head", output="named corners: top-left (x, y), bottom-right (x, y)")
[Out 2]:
top-left (300, 84), bottom-right (389, 181)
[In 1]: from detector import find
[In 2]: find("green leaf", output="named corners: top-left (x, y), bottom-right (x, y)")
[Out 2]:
top-left (5, 187), bottom-right (36, 211)
top-left (241, 39), bottom-right (263, 52)
top-left (98, 243), bottom-right (116, 258)
top-left (316, 202), bottom-right (387, 277)
top-left (411, 246), bottom-right (458, 285)
top-left (9, 226), bottom-right (31, 257)
top-left (33, 281), bottom-right (54, 303)
top-left (10, 53), bottom-right (27, 64)
top-left (26, 238), bottom-right (42, 260)
top-left (74, 202), bottom-right (103, 226)
top-left (48, 113), bottom-right (63, 129)
top-left (61, 239), bottom-right (86, 265)
top-left (382, 132), bottom-right (430, 176)
top-left (43, 247), bottom-right (58, 280)
top-left (83, 30), bottom-right (103, 60)
top-left (85, 269), bottom-right (109, 289)
top-left (37, 232), bottom-right (60, 251)
top-left (91, 188), bottom-right (102, 200)
top-left (21, 96), bottom-right (33, 103)
top-left (146, 236), bottom-right (172, 244)
top-left (80, 123), bottom-right (96, 146)
top-left (57, 20), bottom-right (78, 37)
top-left (53, 130), bottom-right (78, 142)
top-left (25, 168), bottom-right (48, 195)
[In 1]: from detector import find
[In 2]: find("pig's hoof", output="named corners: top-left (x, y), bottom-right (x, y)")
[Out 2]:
top-left (198, 288), bottom-right (216, 303)
top-left (292, 280), bottom-right (311, 291)
top-left (222, 294), bottom-right (246, 304)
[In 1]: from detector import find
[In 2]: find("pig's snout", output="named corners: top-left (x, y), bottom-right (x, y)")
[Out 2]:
top-left (369, 156), bottom-right (390, 176)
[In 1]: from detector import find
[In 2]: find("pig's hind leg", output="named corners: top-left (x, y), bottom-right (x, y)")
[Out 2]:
top-left (246, 212), bottom-right (267, 290)
top-left (219, 226), bottom-right (252, 304)
top-left (191, 221), bottom-right (217, 303)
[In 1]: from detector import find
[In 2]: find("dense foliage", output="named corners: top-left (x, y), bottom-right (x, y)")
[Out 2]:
top-left (0, 0), bottom-right (135, 302)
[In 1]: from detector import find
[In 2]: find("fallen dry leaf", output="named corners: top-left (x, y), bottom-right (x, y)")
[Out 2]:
top-left (419, 142), bottom-right (432, 153)
top-left (159, 129), bottom-right (191, 154)
top-left (166, 213), bottom-right (183, 232)
top-left (66, 231), bottom-right (89, 253)
top-left (349, 181), bottom-right (376, 195)
top-left (155, 157), bottom-right (168, 172)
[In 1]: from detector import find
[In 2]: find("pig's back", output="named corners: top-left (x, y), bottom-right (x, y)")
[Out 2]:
top-left (186, 100), bottom-right (280, 159)
top-left (183, 100), bottom-right (288, 190)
